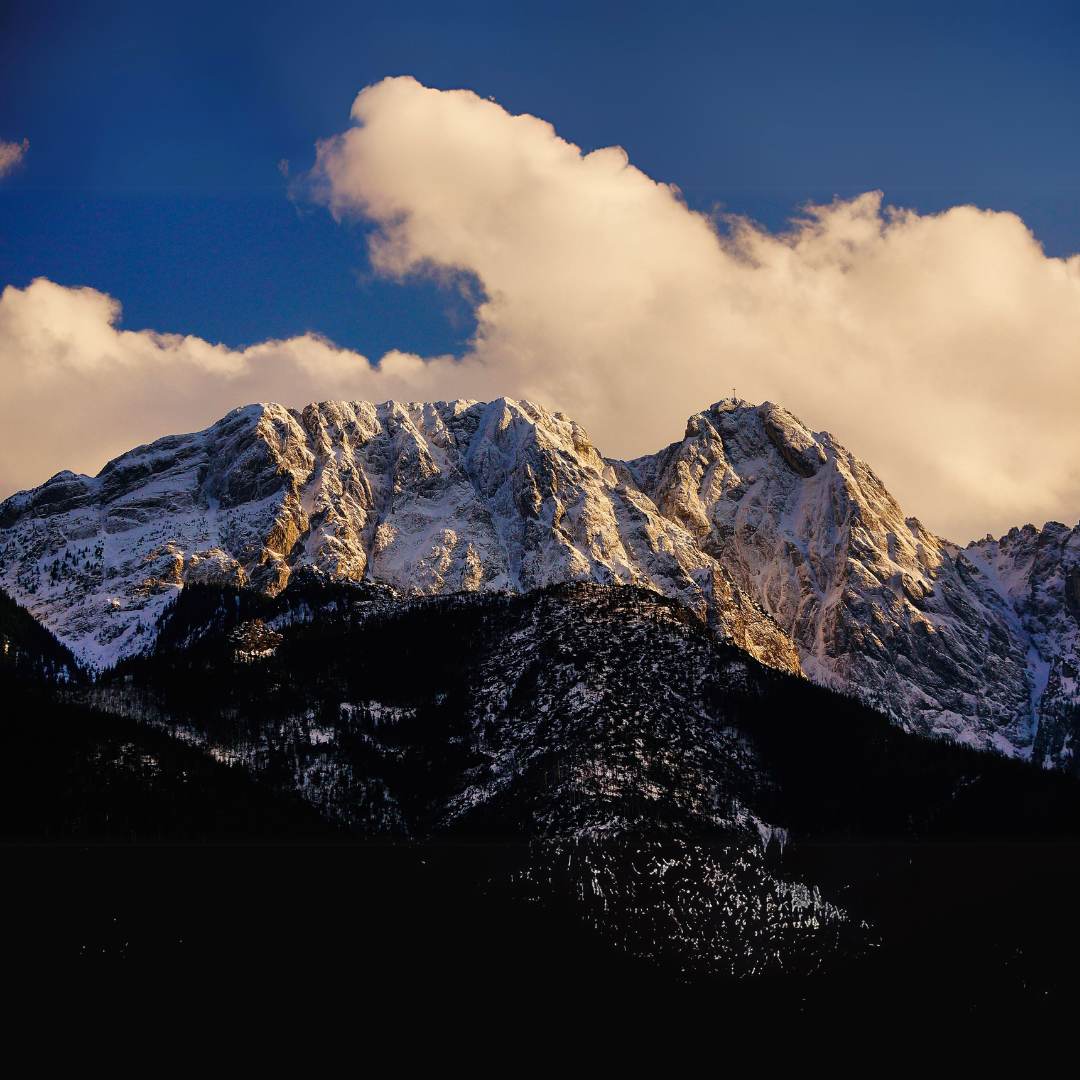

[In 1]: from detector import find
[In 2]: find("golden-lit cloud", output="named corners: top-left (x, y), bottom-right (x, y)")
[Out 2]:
top-left (0, 138), bottom-right (29, 179)
top-left (2, 79), bottom-right (1079, 542)
top-left (311, 77), bottom-right (1080, 540)
top-left (0, 278), bottom-right (458, 498)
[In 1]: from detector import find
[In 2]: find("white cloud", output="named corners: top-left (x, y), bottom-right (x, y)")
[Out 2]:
top-left (0, 138), bottom-right (28, 179)
top-left (2, 79), bottom-right (1079, 542)
top-left (0, 278), bottom-right (462, 499)
top-left (310, 77), bottom-right (1080, 540)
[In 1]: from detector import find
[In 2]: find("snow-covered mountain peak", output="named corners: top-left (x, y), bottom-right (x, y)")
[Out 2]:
top-left (2, 394), bottom-right (1076, 767)
top-left (627, 398), bottom-right (1060, 758)
top-left (0, 398), bottom-right (799, 675)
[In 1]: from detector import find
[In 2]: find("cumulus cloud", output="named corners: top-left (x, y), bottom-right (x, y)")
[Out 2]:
top-left (308, 77), bottom-right (1080, 541)
top-left (3, 78), bottom-right (1080, 541)
top-left (0, 138), bottom-right (29, 178)
top-left (0, 278), bottom-right (462, 498)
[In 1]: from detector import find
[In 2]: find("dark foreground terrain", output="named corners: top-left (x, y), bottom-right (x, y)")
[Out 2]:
top-left (3, 582), bottom-right (1080, 1016)
top-left (11, 839), bottom-right (1080, 1020)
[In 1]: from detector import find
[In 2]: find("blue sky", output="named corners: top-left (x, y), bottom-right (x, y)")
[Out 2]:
top-left (2, 0), bottom-right (1080, 540)
top-left (2, 0), bottom-right (1078, 358)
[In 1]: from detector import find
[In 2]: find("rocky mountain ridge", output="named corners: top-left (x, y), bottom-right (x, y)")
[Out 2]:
top-left (1, 396), bottom-right (1077, 766)
top-left (626, 401), bottom-right (1072, 759)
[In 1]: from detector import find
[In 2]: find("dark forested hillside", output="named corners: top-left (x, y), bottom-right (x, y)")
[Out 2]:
top-left (4, 579), bottom-right (1080, 1011)
top-left (0, 587), bottom-right (339, 844)
top-left (0, 587), bottom-right (83, 684)
top-left (109, 579), bottom-right (1080, 843)
top-left (51, 580), bottom-right (1077, 1006)
top-left (0, 586), bottom-right (351, 963)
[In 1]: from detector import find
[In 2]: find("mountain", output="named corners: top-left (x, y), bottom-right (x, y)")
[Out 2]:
top-left (1, 396), bottom-right (1077, 765)
top-left (0, 399), bottom-right (796, 675)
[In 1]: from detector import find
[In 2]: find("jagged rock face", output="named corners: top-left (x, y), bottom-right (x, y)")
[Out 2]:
top-left (964, 523), bottom-right (1080, 769)
top-left (626, 400), bottom-right (1056, 757)
top-left (0, 398), bottom-right (797, 674)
